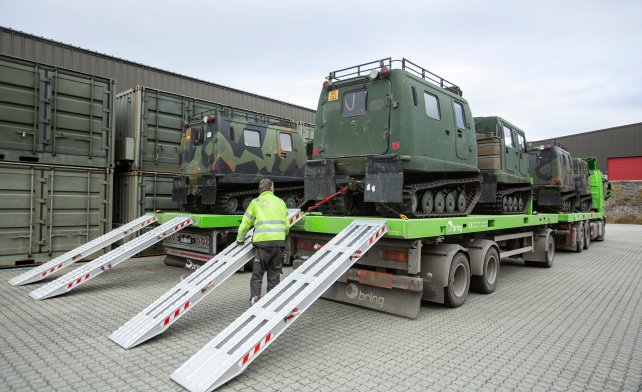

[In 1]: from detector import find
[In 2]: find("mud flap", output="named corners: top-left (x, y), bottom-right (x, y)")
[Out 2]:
top-left (171, 176), bottom-right (187, 203)
top-left (201, 174), bottom-right (217, 205)
top-left (304, 159), bottom-right (336, 200)
top-left (537, 187), bottom-right (561, 207)
top-left (479, 172), bottom-right (498, 203)
top-left (364, 156), bottom-right (403, 203)
top-left (322, 281), bottom-right (422, 319)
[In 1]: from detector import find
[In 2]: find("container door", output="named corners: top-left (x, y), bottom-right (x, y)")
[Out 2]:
top-left (321, 79), bottom-right (391, 157)
top-left (0, 59), bottom-right (40, 155)
top-left (40, 167), bottom-right (110, 258)
top-left (0, 164), bottom-right (41, 262)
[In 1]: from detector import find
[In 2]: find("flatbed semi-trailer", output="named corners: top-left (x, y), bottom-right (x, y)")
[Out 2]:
top-left (289, 210), bottom-right (604, 318)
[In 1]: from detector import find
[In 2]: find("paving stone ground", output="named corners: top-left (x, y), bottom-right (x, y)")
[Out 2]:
top-left (0, 224), bottom-right (640, 392)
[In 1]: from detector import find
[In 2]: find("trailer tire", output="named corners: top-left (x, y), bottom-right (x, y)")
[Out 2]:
top-left (575, 222), bottom-right (584, 253)
top-left (583, 221), bottom-right (590, 250)
top-left (596, 219), bottom-right (605, 241)
top-left (444, 252), bottom-right (470, 308)
top-left (470, 246), bottom-right (499, 294)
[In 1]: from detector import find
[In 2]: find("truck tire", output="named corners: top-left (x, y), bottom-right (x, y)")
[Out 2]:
top-left (583, 221), bottom-right (590, 250)
top-left (470, 247), bottom-right (499, 294)
top-left (575, 222), bottom-right (584, 253)
top-left (444, 252), bottom-right (470, 308)
top-left (596, 219), bottom-right (606, 241)
top-left (525, 233), bottom-right (554, 268)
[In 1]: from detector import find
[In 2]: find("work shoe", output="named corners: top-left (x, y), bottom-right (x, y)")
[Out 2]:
top-left (250, 296), bottom-right (261, 306)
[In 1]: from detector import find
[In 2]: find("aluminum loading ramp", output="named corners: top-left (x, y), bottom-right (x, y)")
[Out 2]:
top-left (109, 209), bottom-right (303, 349)
top-left (29, 216), bottom-right (192, 301)
top-left (171, 219), bottom-right (387, 392)
top-left (9, 215), bottom-right (158, 286)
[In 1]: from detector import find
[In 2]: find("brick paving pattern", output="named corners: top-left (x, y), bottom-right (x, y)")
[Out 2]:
top-left (0, 224), bottom-right (640, 391)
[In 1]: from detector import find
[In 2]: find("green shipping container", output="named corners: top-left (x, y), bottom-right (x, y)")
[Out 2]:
top-left (113, 170), bottom-right (179, 225)
top-left (0, 162), bottom-right (113, 267)
top-left (0, 54), bottom-right (116, 168)
top-left (115, 86), bottom-right (308, 173)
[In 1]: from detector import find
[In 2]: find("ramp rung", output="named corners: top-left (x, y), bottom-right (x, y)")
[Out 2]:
top-left (170, 219), bottom-right (387, 392)
top-left (8, 214), bottom-right (158, 286)
top-left (109, 209), bottom-right (304, 349)
top-left (28, 217), bottom-right (192, 301)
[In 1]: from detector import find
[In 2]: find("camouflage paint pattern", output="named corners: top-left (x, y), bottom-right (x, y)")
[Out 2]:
top-left (179, 114), bottom-right (311, 189)
top-left (572, 158), bottom-right (591, 196)
top-left (528, 145), bottom-right (575, 192)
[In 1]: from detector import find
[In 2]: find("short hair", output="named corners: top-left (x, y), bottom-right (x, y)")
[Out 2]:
top-left (259, 178), bottom-right (274, 193)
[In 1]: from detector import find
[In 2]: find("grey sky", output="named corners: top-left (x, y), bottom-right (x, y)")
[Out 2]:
top-left (1, 0), bottom-right (641, 140)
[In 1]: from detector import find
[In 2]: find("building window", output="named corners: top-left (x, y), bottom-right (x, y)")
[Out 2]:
top-left (342, 90), bottom-right (367, 117)
top-left (244, 129), bottom-right (261, 147)
top-left (279, 132), bottom-right (293, 152)
top-left (454, 101), bottom-right (466, 129)
top-left (424, 92), bottom-right (440, 120)
top-left (503, 125), bottom-right (515, 147)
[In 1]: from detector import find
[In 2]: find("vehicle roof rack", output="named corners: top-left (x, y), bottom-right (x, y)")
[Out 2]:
top-left (327, 57), bottom-right (462, 96)
top-left (188, 103), bottom-right (296, 129)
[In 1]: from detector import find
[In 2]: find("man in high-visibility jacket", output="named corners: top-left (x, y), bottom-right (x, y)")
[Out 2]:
top-left (236, 178), bottom-right (289, 305)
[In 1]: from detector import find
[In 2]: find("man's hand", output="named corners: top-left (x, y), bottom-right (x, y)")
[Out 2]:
top-left (236, 239), bottom-right (245, 246)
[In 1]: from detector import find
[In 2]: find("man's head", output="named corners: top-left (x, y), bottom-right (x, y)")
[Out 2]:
top-left (259, 178), bottom-right (274, 193)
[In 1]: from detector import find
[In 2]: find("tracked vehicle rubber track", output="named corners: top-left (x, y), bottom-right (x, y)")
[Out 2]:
top-left (474, 186), bottom-right (532, 215)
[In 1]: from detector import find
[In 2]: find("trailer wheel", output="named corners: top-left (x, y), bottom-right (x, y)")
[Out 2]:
top-left (583, 221), bottom-right (590, 250)
top-left (470, 247), bottom-right (499, 294)
top-left (444, 252), bottom-right (470, 308)
top-left (596, 219), bottom-right (605, 241)
top-left (575, 222), bottom-right (584, 253)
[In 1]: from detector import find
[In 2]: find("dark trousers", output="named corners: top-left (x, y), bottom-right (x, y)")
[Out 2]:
top-left (251, 246), bottom-right (284, 298)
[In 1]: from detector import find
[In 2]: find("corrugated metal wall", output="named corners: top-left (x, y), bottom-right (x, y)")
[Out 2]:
top-left (531, 122), bottom-right (642, 176)
top-left (0, 26), bottom-right (316, 123)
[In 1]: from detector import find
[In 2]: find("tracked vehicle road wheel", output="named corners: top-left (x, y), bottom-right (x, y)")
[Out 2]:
top-left (518, 195), bottom-right (524, 212)
top-left (225, 197), bottom-right (239, 213)
top-left (242, 196), bottom-right (253, 210)
top-left (421, 191), bottom-right (433, 214)
top-left (457, 193), bottom-right (466, 213)
top-left (283, 195), bottom-right (297, 209)
top-left (434, 192), bottom-right (446, 214)
top-left (445, 191), bottom-right (456, 214)
top-left (410, 193), bottom-right (418, 214)
top-left (444, 252), bottom-right (470, 308)
top-left (502, 196), bottom-right (509, 213)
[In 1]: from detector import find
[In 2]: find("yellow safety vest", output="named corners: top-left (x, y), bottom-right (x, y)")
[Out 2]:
top-left (237, 191), bottom-right (288, 244)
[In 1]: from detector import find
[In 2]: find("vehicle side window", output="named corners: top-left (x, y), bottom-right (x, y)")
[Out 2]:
top-left (243, 129), bottom-right (261, 147)
top-left (503, 125), bottom-right (514, 147)
top-left (424, 92), bottom-right (440, 120)
top-left (342, 90), bottom-right (367, 117)
top-left (453, 101), bottom-right (466, 129)
top-left (517, 133), bottom-right (526, 152)
top-left (411, 85), bottom-right (418, 107)
top-left (279, 132), bottom-right (293, 152)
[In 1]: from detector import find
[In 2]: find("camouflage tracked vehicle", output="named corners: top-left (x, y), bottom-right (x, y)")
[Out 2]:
top-left (305, 58), bottom-right (481, 218)
top-left (473, 116), bottom-right (532, 214)
top-left (572, 158), bottom-right (592, 212)
top-left (529, 143), bottom-right (577, 212)
top-left (172, 105), bottom-right (313, 214)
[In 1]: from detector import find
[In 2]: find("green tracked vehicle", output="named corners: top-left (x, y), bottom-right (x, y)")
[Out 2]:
top-left (473, 116), bottom-right (532, 214)
top-left (172, 105), bottom-right (313, 214)
top-left (529, 143), bottom-right (577, 212)
top-left (572, 157), bottom-right (592, 212)
top-left (305, 58), bottom-right (481, 218)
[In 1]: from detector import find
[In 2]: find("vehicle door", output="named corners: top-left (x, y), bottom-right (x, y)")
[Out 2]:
top-left (501, 123), bottom-right (518, 174)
